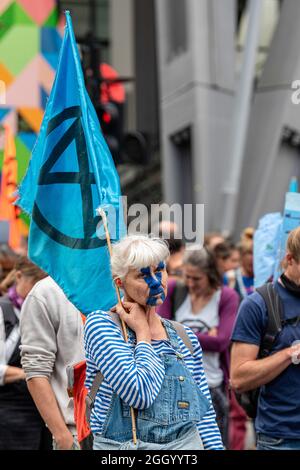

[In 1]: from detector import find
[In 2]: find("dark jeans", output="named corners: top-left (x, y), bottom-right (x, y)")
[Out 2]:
top-left (209, 384), bottom-right (229, 449)
top-left (257, 433), bottom-right (300, 450)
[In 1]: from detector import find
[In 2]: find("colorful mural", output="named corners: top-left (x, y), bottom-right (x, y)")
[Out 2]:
top-left (0, 0), bottom-right (62, 227)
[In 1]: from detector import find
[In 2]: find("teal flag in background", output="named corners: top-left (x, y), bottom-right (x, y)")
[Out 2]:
top-left (17, 11), bottom-right (126, 315)
top-left (288, 177), bottom-right (298, 193)
top-left (253, 212), bottom-right (282, 288)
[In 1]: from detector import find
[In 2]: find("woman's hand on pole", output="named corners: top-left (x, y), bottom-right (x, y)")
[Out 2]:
top-left (112, 301), bottom-right (152, 344)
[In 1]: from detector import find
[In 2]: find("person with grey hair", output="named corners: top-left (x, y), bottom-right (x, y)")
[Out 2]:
top-left (158, 247), bottom-right (239, 448)
top-left (84, 235), bottom-right (223, 450)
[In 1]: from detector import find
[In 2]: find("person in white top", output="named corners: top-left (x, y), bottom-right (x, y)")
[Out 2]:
top-left (158, 248), bottom-right (239, 448)
top-left (20, 276), bottom-right (85, 450)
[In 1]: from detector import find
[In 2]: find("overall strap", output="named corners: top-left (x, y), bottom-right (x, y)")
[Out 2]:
top-left (163, 319), bottom-right (195, 355)
top-left (169, 321), bottom-right (194, 355)
top-left (86, 370), bottom-right (104, 424)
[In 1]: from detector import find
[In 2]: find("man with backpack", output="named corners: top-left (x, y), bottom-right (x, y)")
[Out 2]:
top-left (230, 227), bottom-right (300, 450)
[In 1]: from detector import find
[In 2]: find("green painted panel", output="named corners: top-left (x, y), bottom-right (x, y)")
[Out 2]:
top-left (43, 8), bottom-right (58, 27)
top-left (0, 25), bottom-right (38, 75)
top-left (0, 144), bottom-right (30, 227)
top-left (0, 3), bottom-right (14, 41)
top-left (15, 135), bottom-right (31, 183)
top-left (12, 2), bottom-right (35, 25)
top-left (19, 210), bottom-right (30, 226)
top-left (0, 2), bottom-right (35, 41)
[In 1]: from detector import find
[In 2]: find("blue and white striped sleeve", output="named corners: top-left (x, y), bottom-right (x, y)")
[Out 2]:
top-left (84, 311), bottom-right (165, 410)
top-left (185, 327), bottom-right (224, 450)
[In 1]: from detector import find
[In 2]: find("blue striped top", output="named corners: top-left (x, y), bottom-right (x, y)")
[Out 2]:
top-left (84, 311), bottom-right (223, 450)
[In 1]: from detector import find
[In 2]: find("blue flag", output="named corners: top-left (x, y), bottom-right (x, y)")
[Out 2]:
top-left (17, 12), bottom-right (126, 315)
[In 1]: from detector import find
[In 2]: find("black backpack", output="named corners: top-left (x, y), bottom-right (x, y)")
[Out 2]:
top-left (234, 283), bottom-right (285, 419)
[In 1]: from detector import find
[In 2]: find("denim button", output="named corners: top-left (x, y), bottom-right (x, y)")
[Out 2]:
top-left (179, 376), bottom-right (185, 382)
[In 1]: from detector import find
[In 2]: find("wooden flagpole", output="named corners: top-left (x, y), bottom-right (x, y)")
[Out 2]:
top-left (97, 208), bottom-right (137, 445)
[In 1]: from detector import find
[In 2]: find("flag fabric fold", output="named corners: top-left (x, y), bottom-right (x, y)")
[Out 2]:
top-left (17, 11), bottom-right (126, 314)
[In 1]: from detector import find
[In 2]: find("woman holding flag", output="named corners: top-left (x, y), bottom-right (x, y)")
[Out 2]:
top-left (84, 235), bottom-right (223, 450)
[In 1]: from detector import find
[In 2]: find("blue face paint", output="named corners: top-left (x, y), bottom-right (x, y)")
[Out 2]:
top-left (140, 261), bottom-right (166, 306)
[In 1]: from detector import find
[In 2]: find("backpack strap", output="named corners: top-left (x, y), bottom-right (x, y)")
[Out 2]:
top-left (256, 283), bottom-right (283, 358)
top-left (171, 283), bottom-right (188, 319)
top-left (0, 298), bottom-right (21, 364)
top-left (282, 315), bottom-right (300, 327)
top-left (0, 297), bottom-right (19, 333)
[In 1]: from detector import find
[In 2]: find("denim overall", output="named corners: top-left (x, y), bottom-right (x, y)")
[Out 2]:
top-left (93, 320), bottom-right (210, 450)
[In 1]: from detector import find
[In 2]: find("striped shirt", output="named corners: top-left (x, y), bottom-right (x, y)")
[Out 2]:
top-left (84, 311), bottom-right (223, 450)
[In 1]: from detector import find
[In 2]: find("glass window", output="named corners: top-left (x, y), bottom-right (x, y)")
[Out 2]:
top-left (166, 0), bottom-right (188, 62)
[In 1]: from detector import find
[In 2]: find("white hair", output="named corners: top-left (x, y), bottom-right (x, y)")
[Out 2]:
top-left (111, 235), bottom-right (170, 281)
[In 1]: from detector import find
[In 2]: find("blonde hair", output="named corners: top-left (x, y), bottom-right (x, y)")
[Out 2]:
top-left (286, 227), bottom-right (300, 263)
top-left (111, 235), bottom-right (170, 281)
top-left (240, 227), bottom-right (254, 242)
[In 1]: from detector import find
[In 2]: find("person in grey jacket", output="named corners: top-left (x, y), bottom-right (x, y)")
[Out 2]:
top-left (20, 276), bottom-right (85, 450)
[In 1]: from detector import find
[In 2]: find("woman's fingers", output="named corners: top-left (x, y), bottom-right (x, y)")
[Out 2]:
top-left (113, 302), bottom-right (131, 317)
top-left (111, 304), bottom-right (126, 313)
top-left (121, 301), bottom-right (134, 310)
top-left (115, 304), bottom-right (125, 315)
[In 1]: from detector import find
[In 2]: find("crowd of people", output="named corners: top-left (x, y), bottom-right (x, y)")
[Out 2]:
top-left (0, 223), bottom-right (300, 451)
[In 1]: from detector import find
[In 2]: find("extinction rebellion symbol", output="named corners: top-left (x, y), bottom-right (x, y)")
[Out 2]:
top-left (32, 106), bottom-right (106, 249)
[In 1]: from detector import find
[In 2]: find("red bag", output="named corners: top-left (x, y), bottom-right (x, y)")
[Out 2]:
top-left (67, 360), bottom-right (91, 444)
top-left (67, 314), bottom-right (93, 449)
